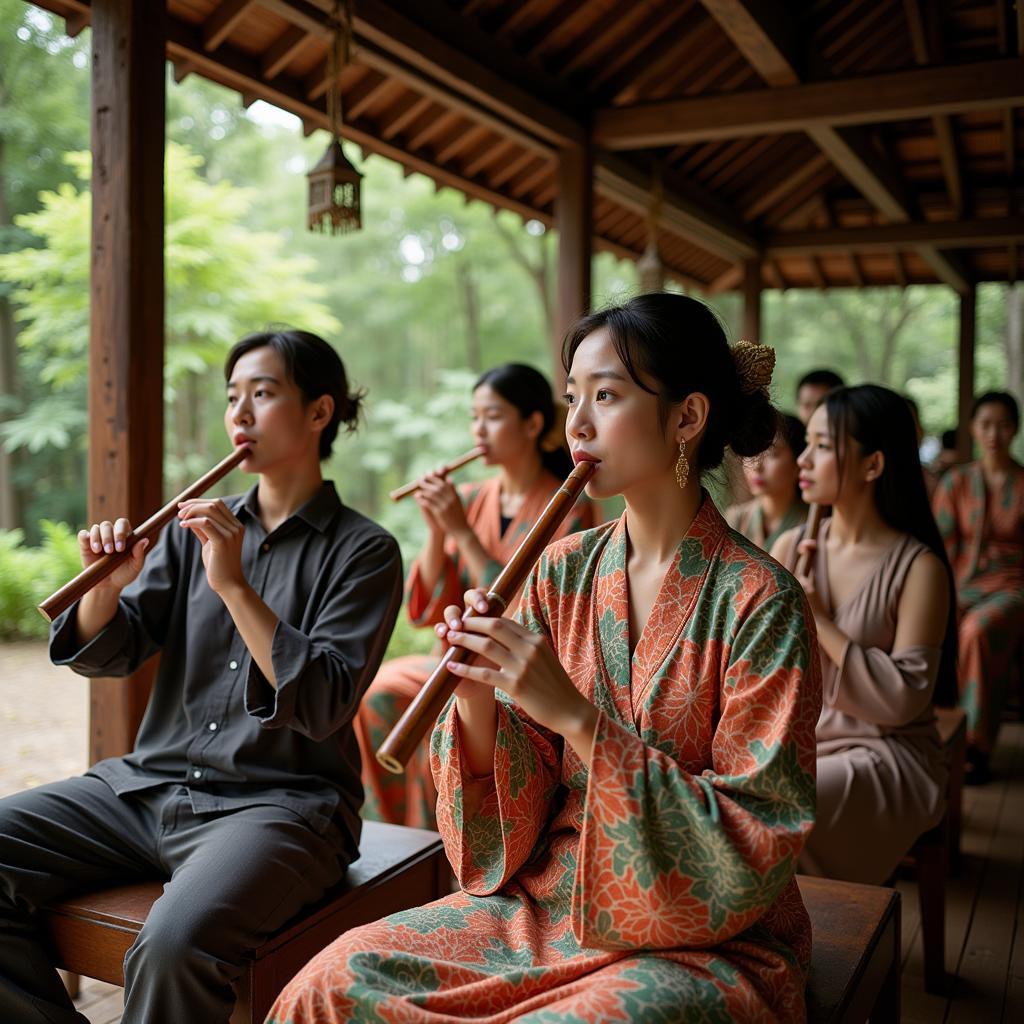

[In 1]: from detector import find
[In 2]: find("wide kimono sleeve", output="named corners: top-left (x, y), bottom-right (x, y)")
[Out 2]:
top-left (431, 554), bottom-right (564, 895)
top-left (49, 520), bottom-right (180, 675)
top-left (574, 586), bottom-right (821, 950)
top-left (932, 470), bottom-right (962, 571)
top-left (245, 532), bottom-right (403, 741)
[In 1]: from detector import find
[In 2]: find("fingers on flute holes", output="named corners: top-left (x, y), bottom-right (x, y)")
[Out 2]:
top-left (114, 517), bottom-right (131, 552)
top-left (98, 521), bottom-right (116, 554)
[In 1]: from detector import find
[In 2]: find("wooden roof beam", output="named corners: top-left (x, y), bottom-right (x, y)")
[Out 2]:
top-left (764, 216), bottom-right (1024, 253)
top-left (593, 154), bottom-right (760, 262)
top-left (592, 59), bottom-right (1024, 148)
top-left (202, 0), bottom-right (257, 53)
top-left (262, 25), bottom-right (311, 80)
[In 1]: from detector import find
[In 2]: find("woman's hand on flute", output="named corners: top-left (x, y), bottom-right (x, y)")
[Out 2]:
top-left (78, 519), bottom-right (150, 591)
top-left (177, 498), bottom-right (247, 598)
top-left (441, 590), bottom-right (599, 767)
top-left (793, 537), bottom-right (827, 618)
top-left (415, 472), bottom-right (469, 537)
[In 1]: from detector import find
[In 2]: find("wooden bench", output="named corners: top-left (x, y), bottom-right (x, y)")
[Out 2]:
top-left (43, 821), bottom-right (447, 1024)
top-left (799, 874), bottom-right (901, 1024)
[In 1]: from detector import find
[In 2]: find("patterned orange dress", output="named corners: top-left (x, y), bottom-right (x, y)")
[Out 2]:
top-left (932, 461), bottom-right (1024, 752)
top-left (271, 498), bottom-right (821, 1023)
top-left (356, 473), bottom-right (595, 829)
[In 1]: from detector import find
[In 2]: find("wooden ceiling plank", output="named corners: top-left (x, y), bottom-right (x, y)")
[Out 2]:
top-left (262, 25), bottom-right (311, 80)
top-left (697, 0), bottom-right (800, 87)
top-left (741, 151), bottom-right (831, 219)
top-left (765, 215), bottom-right (1024, 252)
top-left (436, 122), bottom-right (489, 165)
top-left (462, 136), bottom-right (514, 178)
top-left (380, 92), bottom-right (432, 140)
top-left (344, 70), bottom-right (393, 121)
top-left (489, 148), bottom-right (540, 189)
top-left (808, 254), bottom-right (827, 289)
top-left (407, 108), bottom-right (461, 152)
top-left (202, 0), bottom-right (257, 53)
top-left (893, 250), bottom-right (908, 287)
top-left (593, 59), bottom-right (1024, 148)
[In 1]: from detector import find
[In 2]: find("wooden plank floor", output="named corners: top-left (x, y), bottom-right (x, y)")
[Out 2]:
top-left (52, 722), bottom-right (1024, 1022)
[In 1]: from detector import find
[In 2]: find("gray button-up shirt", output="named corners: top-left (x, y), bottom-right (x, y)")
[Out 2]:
top-left (50, 481), bottom-right (403, 856)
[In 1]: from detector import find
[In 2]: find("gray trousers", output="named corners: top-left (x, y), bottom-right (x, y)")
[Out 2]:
top-left (0, 775), bottom-right (348, 1024)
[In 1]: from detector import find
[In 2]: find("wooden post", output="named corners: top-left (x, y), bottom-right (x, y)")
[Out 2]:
top-left (742, 259), bottom-right (762, 341)
top-left (956, 285), bottom-right (976, 461)
top-left (88, 0), bottom-right (166, 764)
top-left (555, 143), bottom-right (592, 389)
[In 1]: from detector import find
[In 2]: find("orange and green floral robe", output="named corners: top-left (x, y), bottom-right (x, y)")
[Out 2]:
top-left (356, 473), bottom-right (596, 829)
top-left (271, 497), bottom-right (821, 1023)
top-left (932, 461), bottom-right (1024, 751)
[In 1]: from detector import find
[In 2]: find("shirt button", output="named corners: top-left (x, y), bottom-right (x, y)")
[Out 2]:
top-left (229, 659), bottom-right (239, 670)
top-left (261, 543), bottom-right (270, 552)
top-left (192, 768), bottom-right (202, 780)
top-left (208, 722), bottom-right (218, 731)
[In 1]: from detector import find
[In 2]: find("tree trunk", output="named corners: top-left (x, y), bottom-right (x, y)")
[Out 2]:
top-left (0, 135), bottom-right (24, 531)
top-left (1008, 282), bottom-right (1024, 407)
top-left (455, 259), bottom-right (482, 374)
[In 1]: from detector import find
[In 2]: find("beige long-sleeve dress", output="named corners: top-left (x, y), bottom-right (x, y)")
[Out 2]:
top-left (794, 519), bottom-right (947, 884)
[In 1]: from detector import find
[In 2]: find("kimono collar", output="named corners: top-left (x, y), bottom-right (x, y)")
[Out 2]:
top-left (593, 492), bottom-right (728, 710)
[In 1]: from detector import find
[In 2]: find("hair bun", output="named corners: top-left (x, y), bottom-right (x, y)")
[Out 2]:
top-left (732, 341), bottom-right (775, 396)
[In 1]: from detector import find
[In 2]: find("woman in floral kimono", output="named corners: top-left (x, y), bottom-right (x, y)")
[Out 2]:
top-left (356, 364), bottom-right (596, 829)
top-left (772, 385), bottom-right (956, 883)
top-left (932, 391), bottom-right (1024, 782)
top-left (727, 412), bottom-right (807, 552)
top-left (271, 294), bottom-right (822, 1023)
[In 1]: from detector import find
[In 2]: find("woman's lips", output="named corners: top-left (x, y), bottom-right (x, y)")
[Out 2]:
top-left (572, 451), bottom-right (601, 465)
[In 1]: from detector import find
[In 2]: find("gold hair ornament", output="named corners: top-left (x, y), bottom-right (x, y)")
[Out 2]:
top-left (732, 340), bottom-right (775, 397)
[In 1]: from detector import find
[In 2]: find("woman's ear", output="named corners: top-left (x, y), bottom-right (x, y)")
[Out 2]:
top-left (675, 392), bottom-right (710, 445)
top-left (863, 449), bottom-right (885, 483)
top-left (524, 409), bottom-right (544, 442)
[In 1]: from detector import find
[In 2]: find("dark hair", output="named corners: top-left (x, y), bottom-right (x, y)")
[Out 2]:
top-left (940, 428), bottom-right (958, 450)
top-left (474, 363), bottom-right (571, 477)
top-left (824, 384), bottom-right (958, 706)
top-left (561, 293), bottom-right (777, 471)
top-left (797, 369), bottom-right (845, 394)
top-left (777, 412), bottom-right (806, 461)
top-left (971, 390), bottom-right (1020, 429)
top-left (224, 329), bottom-right (364, 461)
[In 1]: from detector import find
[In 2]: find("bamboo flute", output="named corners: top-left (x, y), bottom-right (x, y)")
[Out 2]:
top-left (376, 459), bottom-right (596, 773)
top-left (37, 446), bottom-right (249, 623)
top-left (796, 503), bottom-right (823, 578)
top-left (389, 446), bottom-right (486, 502)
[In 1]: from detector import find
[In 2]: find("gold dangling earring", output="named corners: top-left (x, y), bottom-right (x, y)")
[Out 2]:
top-left (675, 439), bottom-right (689, 490)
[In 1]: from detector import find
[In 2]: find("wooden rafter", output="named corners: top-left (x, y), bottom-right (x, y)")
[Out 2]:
top-left (262, 24), bottom-right (309, 80)
top-left (202, 0), bottom-right (256, 53)
top-left (593, 58), bottom-right (1024, 148)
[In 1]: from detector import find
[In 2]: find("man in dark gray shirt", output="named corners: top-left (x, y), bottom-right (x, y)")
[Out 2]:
top-left (0, 330), bottom-right (403, 1024)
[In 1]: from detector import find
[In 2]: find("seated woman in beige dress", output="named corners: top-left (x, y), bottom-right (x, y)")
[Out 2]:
top-left (773, 384), bottom-right (957, 884)
top-left (727, 412), bottom-right (807, 551)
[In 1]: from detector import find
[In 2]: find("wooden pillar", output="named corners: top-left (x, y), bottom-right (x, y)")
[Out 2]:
top-left (956, 285), bottom-right (976, 461)
top-left (88, 0), bottom-right (166, 764)
top-left (555, 143), bottom-right (592, 389)
top-left (742, 259), bottom-right (762, 341)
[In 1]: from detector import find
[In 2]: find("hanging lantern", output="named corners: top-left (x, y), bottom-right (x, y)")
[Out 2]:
top-left (637, 164), bottom-right (664, 293)
top-left (308, 139), bottom-right (362, 234)
top-left (307, 1), bottom-right (362, 235)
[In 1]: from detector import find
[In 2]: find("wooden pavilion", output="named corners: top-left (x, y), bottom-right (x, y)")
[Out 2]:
top-left (22, 0), bottom-right (1024, 757)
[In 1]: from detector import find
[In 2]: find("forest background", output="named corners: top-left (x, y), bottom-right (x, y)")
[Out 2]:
top-left (1, 1), bottom-right (1022, 649)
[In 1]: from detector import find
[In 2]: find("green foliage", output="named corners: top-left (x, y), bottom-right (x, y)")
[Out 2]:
top-left (0, 520), bottom-right (80, 639)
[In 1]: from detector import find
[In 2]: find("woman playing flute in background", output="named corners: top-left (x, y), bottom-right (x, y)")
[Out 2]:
top-left (0, 330), bottom-right (403, 1024)
top-left (271, 293), bottom-right (822, 1024)
top-left (356, 363), bottom-right (596, 830)
top-left (772, 385), bottom-right (956, 884)
top-left (727, 411), bottom-right (808, 552)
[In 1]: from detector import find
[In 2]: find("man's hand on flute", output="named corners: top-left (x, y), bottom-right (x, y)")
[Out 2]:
top-left (74, 518), bottom-right (150, 645)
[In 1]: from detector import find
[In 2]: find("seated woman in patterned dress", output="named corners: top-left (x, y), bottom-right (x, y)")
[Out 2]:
top-left (269, 293), bottom-right (822, 1024)
top-left (932, 391), bottom-right (1024, 783)
top-left (727, 411), bottom-right (807, 552)
top-left (772, 385), bottom-right (956, 883)
top-left (355, 363), bottom-right (596, 829)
